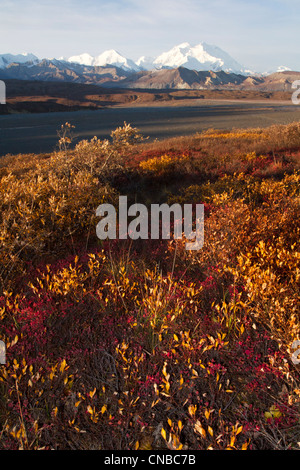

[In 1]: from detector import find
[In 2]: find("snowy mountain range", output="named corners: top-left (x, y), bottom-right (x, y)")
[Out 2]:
top-left (67, 50), bottom-right (140, 71)
top-left (66, 42), bottom-right (249, 74)
top-left (0, 43), bottom-right (292, 75)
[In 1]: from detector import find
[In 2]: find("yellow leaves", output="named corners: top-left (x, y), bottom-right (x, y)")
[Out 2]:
top-left (10, 335), bottom-right (18, 348)
top-left (230, 208), bottom-right (300, 345)
top-left (161, 362), bottom-right (171, 397)
top-left (89, 388), bottom-right (97, 399)
top-left (265, 405), bottom-right (282, 420)
top-left (201, 129), bottom-right (265, 141)
top-left (153, 383), bottom-right (159, 397)
top-left (244, 151), bottom-right (258, 162)
top-left (86, 405), bottom-right (94, 414)
top-left (0, 305), bottom-right (6, 322)
top-left (86, 404), bottom-right (105, 423)
top-left (59, 359), bottom-right (68, 374)
top-left (162, 362), bottom-right (169, 380)
top-left (140, 154), bottom-right (189, 174)
top-left (236, 425), bottom-right (243, 435)
top-left (229, 435), bottom-right (236, 448)
top-left (161, 421), bottom-right (184, 450)
top-left (8, 425), bottom-right (26, 441)
top-left (151, 398), bottom-right (160, 408)
top-left (188, 404), bottom-right (197, 418)
top-left (194, 420), bottom-right (206, 438)
top-left (223, 424), bottom-right (245, 450)
top-left (29, 258), bottom-right (91, 298)
top-left (111, 121), bottom-right (144, 147)
top-left (49, 367), bottom-right (56, 381)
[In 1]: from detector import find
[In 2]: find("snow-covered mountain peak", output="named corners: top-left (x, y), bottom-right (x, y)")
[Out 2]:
top-left (176, 42), bottom-right (191, 49)
top-left (152, 42), bottom-right (246, 73)
top-left (67, 50), bottom-right (140, 71)
top-left (68, 53), bottom-right (94, 66)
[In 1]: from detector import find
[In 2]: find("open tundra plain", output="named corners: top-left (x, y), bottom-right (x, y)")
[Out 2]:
top-left (0, 118), bottom-right (300, 450)
top-left (1, 97), bottom-right (300, 156)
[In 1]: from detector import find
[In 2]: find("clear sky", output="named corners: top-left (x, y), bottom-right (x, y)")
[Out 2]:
top-left (0, 0), bottom-right (299, 72)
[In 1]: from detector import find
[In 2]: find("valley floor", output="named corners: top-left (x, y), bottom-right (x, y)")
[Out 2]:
top-left (1, 99), bottom-right (300, 156)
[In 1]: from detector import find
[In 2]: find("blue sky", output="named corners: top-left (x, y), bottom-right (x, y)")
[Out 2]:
top-left (0, 0), bottom-right (299, 72)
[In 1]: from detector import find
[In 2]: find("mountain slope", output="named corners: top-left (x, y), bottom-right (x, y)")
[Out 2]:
top-left (0, 59), bottom-right (131, 84)
top-left (106, 67), bottom-right (258, 90)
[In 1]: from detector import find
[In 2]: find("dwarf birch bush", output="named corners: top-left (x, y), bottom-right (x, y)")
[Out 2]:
top-left (0, 121), bottom-right (300, 450)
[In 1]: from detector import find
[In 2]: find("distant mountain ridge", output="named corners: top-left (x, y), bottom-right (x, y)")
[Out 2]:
top-left (1, 43), bottom-right (292, 75)
top-left (0, 45), bottom-right (298, 92)
top-left (0, 58), bottom-right (299, 93)
top-left (65, 42), bottom-right (248, 74)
